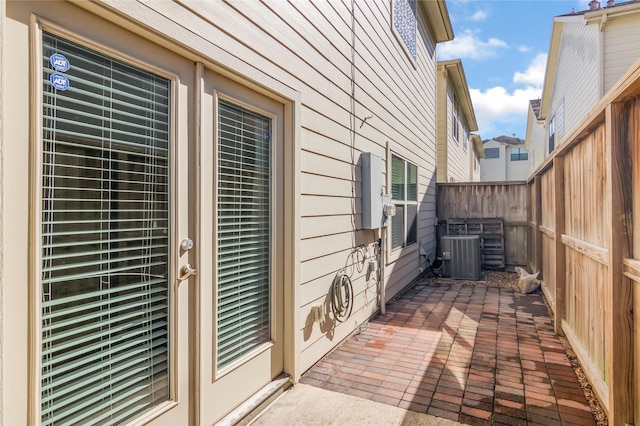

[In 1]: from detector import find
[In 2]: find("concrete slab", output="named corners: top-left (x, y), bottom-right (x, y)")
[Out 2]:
top-left (249, 383), bottom-right (462, 426)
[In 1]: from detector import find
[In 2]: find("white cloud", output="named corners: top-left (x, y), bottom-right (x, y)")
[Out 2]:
top-left (517, 45), bottom-right (532, 53)
top-left (513, 53), bottom-right (547, 87)
top-left (437, 29), bottom-right (508, 61)
top-left (470, 10), bottom-right (488, 22)
top-left (469, 54), bottom-right (547, 138)
top-left (470, 86), bottom-right (542, 138)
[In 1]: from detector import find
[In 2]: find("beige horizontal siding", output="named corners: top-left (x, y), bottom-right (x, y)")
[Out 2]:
top-left (115, 0), bottom-right (438, 375)
top-left (553, 22), bottom-right (600, 144)
top-left (603, 15), bottom-right (640, 93)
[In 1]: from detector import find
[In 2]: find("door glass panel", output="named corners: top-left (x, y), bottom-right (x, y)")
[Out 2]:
top-left (41, 33), bottom-right (171, 425)
top-left (217, 100), bottom-right (271, 370)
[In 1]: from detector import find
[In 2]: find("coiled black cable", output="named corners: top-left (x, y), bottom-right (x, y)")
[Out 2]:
top-left (331, 272), bottom-right (354, 322)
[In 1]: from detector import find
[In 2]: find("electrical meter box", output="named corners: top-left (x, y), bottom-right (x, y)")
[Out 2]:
top-left (361, 152), bottom-right (385, 229)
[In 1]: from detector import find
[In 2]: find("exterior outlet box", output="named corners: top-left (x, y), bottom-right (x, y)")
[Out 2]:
top-left (361, 152), bottom-right (385, 229)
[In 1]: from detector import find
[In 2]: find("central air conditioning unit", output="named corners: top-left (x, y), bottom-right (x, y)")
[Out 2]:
top-left (441, 235), bottom-right (481, 280)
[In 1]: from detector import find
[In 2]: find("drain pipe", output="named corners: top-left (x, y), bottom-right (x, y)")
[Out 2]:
top-left (380, 228), bottom-right (386, 315)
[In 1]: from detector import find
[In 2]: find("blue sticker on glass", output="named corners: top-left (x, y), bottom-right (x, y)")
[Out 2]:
top-left (50, 73), bottom-right (70, 91)
top-left (49, 53), bottom-right (70, 72)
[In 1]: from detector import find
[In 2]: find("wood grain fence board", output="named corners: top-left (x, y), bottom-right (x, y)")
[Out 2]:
top-left (542, 234), bottom-right (556, 312)
top-left (539, 225), bottom-right (555, 239)
top-left (633, 94), bottom-right (640, 426)
top-left (540, 171), bottom-right (556, 302)
top-left (561, 234), bottom-right (609, 266)
top-left (623, 258), bottom-right (640, 282)
top-left (562, 319), bottom-right (610, 414)
top-left (565, 249), bottom-right (608, 382)
top-left (553, 157), bottom-right (565, 335)
top-left (605, 102), bottom-right (634, 424)
top-left (534, 177), bottom-right (542, 278)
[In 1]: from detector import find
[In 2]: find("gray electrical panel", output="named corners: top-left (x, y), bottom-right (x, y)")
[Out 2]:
top-left (361, 152), bottom-right (384, 229)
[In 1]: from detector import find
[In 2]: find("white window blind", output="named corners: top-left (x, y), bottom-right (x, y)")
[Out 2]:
top-left (41, 33), bottom-right (171, 425)
top-left (217, 100), bottom-right (272, 370)
top-left (391, 155), bottom-right (417, 249)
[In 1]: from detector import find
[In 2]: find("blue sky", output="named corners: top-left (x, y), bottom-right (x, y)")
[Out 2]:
top-left (437, 0), bottom-right (588, 140)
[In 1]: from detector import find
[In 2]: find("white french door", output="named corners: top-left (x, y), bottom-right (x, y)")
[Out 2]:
top-left (33, 15), bottom-right (284, 425)
top-left (197, 66), bottom-right (285, 424)
top-left (31, 3), bottom-right (285, 424)
top-left (35, 16), bottom-right (194, 425)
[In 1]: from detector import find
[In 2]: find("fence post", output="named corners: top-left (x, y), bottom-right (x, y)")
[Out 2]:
top-left (631, 95), bottom-right (640, 426)
top-left (605, 102), bottom-right (634, 425)
top-left (553, 157), bottom-right (565, 336)
top-left (534, 176), bottom-right (543, 280)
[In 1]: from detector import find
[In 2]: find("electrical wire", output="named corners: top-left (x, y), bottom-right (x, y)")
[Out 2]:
top-left (331, 272), bottom-right (354, 322)
top-left (344, 245), bottom-right (367, 277)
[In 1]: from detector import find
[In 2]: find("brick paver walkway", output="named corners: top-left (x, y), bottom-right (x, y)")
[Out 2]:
top-left (300, 282), bottom-right (596, 425)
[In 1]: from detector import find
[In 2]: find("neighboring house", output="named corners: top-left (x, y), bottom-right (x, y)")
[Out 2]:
top-left (524, 98), bottom-right (546, 171)
top-left (0, 1), bottom-right (453, 425)
top-left (436, 59), bottom-right (481, 182)
top-left (469, 134), bottom-right (485, 181)
top-left (480, 136), bottom-right (530, 181)
top-left (528, 0), bottom-right (640, 165)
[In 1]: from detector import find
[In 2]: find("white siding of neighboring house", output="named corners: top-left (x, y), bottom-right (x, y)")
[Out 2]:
top-left (528, 120), bottom-right (546, 173)
top-left (505, 146), bottom-right (530, 181)
top-left (480, 140), bottom-right (507, 181)
top-left (525, 105), bottom-right (546, 173)
top-left (436, 67), bottom-right (474, 184)
top-left (549, 20), bottom-right (600, 150)
top-left (603, 14), bottom-right (640, 93)
top-left (469, 149), bottom-right (481, 181)
top-left (3, 1), bottom-right (443, 412)
top-left (445, 86), bottom-right (470, 183)
top-left (436, 67), bottom-right (448, 182)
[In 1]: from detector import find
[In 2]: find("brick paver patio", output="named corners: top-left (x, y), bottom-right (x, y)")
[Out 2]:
top-left (300, 281), bottom-right (596, 425)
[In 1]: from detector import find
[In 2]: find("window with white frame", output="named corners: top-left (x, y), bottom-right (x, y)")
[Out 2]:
top-left (392, 0), bottom-right (417, 61)
top-left (391, 154), bottom-right (417, 250)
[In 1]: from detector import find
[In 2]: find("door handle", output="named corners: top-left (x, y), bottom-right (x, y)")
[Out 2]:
top-left (177, 263), bottom-right (197, 282)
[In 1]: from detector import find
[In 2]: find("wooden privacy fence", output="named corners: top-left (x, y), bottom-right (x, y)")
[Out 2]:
top-left (527, 59), bottom-right (640, 425)
top-left (436, 182), bottom-right (527, 270)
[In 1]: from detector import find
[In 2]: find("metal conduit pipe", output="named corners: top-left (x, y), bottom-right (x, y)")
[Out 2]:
top-left (380, 229), bottom-right (386, 315)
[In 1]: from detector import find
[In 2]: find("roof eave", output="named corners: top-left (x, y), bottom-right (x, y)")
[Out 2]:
top-left (438, 59), bottom-right (478, 131)
top-left (540, 20), bottom-right (563, 120)
top-left (471, 134), bottom-right (485, 158)
top-left (585, 0), bottom-right (640, 22)
top-left (418, 0), bottom-right (454, 43)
